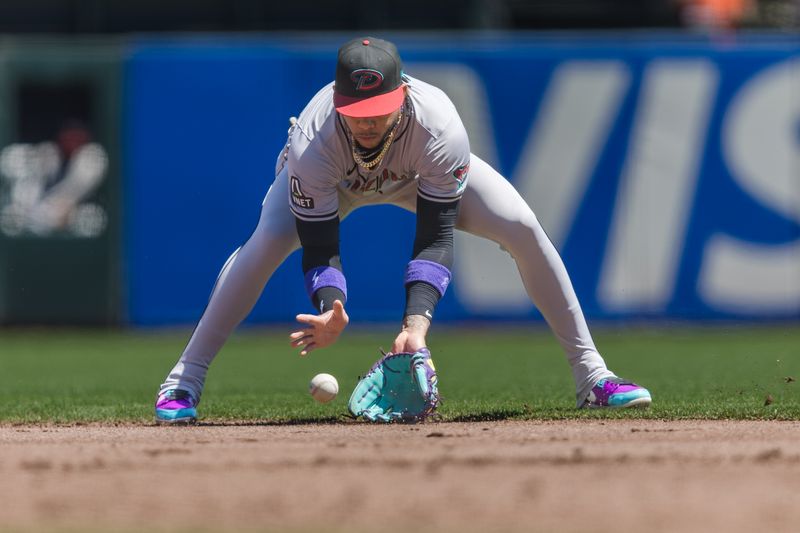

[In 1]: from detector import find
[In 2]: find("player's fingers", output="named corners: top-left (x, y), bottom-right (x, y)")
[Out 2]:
top-left (332, 300), bottom-right (349, 324)
top-left (391, 331), bottom-right (408, 354)
top-left (295, 313), bottom-right (320, 325)
top-left (299, 342), bottom-right (317, 357)
top-left (290, 335), bottom-right (312, 348)
top-left (289, 330), bottom-right (311, 341)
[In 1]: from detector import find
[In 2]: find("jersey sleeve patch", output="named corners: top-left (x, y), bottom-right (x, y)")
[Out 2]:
top-left (415, 109), bottom-right (471, 203)
top-left (453, 162), bottom-right (469, 191)
top-left (288, 175), bottom-right (338, 221)
top-left (417, 157), bottom-right (470, 203)
top-left (290, 176), bottom-right (315, 210)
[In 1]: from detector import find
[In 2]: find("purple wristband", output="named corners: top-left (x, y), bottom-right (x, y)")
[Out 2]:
top-left (404, 259), bottom-right (451, 297)
top-left (304, 266), bottom-right (347, 301)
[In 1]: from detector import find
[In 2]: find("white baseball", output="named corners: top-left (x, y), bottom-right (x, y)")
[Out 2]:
top-left (309, 373), bottom-right (339, 403)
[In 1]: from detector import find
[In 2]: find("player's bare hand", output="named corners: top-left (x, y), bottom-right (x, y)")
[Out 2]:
top-left (290, 300), bottom-right (349, 356)
top-left (391, 314), bottom-right (430, 353)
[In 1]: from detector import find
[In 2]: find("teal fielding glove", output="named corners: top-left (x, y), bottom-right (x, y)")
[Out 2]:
top-left (348, 348), bottom-right (440, 423)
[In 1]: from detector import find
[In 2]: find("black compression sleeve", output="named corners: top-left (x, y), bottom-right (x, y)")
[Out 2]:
top-left (405, 281), bottom-right (441, 319)
top-left (295, 216), bottom-right (345, 312)
top-left (295, 217), bottom-right (341, 272)
top-left (412, 196), bottom-right (459, 269)
top-left (312, 286), bottom-right (345, 314)
top-left (404, 196), bottom-right (460, 318)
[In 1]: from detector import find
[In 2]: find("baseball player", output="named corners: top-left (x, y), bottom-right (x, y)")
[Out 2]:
top-left (155, 36), bottom-right (651, 423)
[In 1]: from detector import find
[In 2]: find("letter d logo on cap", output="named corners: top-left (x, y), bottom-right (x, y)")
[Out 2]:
top-left (351, 69), bottom-right (384, 91)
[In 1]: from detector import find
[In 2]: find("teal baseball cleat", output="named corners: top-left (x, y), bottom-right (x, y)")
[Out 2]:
top-left (155, 389), bottom-right (198, 424)
top-left (582, 377), bottom-right (652, 408)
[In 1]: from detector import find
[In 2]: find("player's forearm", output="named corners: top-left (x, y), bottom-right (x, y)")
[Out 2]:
top-left (295, 216), bottom-right (346, 313)
top-left (411, 196), bottom-right (459, 268)
top-left (403, 196), bottom-right (460, 319)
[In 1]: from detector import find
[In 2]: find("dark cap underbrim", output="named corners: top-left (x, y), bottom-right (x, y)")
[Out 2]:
top-left (333, 85), bottom-right (405, 118)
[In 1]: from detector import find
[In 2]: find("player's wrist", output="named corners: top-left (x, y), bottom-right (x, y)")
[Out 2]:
top-left (402, 314), bottom-right (430, 332)
top-left (404, 280), bottom-right (441, 321)
top-left (312, 285), bottom-right (346, 314)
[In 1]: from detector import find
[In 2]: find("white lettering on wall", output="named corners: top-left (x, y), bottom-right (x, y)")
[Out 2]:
top-left (699, 58), bottom-right (800, 313)
top-left (415, 62), bottom-right (632, 312)
top-left (411, 63), bottom-right (531, 311)
top-left (598, 60), bottom-right (718, 312)
top-left (412, 56), bottom-right (797, 317)
top-left (515, 61), bottom-right (630, 248)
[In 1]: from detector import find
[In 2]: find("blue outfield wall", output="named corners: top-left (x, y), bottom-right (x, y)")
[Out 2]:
top-left (123, 34), bottom-right (800, 325)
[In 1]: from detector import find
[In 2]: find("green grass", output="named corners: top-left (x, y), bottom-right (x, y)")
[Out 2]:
top-left (0, 324), bottom-right (798, 423)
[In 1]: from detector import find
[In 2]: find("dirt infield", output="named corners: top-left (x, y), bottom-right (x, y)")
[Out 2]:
top-left (1, 420), bottom-right (799, 533)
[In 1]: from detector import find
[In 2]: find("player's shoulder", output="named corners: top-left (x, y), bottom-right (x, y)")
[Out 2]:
top-left (405, 75), bottom-right (456, 110)
top-left (288, 82), bottom-right (347, 173)
top-left (405, 75), bottom-right (463, 139)
top-left (292, 82), bottom-right (339, 142)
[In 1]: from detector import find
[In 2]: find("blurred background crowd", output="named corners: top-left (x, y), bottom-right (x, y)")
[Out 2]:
top-left (0, 0), bottom-right (797, 33)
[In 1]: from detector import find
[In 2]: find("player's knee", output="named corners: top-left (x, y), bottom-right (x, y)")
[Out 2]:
top-left (494, 212), bottom-right (545, 255)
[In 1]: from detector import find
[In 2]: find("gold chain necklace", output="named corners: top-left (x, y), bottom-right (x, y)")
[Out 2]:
top-left (350, 109), bottom-right (403, 170)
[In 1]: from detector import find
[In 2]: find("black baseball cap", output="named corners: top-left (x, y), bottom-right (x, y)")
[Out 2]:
top-left (333, 37), bottom-right (405, 118)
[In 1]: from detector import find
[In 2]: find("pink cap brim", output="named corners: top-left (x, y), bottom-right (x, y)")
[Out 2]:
top-left (334, 85), bottom-right (405, 117)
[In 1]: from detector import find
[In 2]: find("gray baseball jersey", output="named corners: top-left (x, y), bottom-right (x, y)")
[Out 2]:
top-left (281, 75), bottom-right (471, 222)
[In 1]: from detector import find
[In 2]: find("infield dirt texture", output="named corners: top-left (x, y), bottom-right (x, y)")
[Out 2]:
top-left (1, 420), bottom-right (800, 532)
top-left (0, 325), bottom-right (798, 532)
